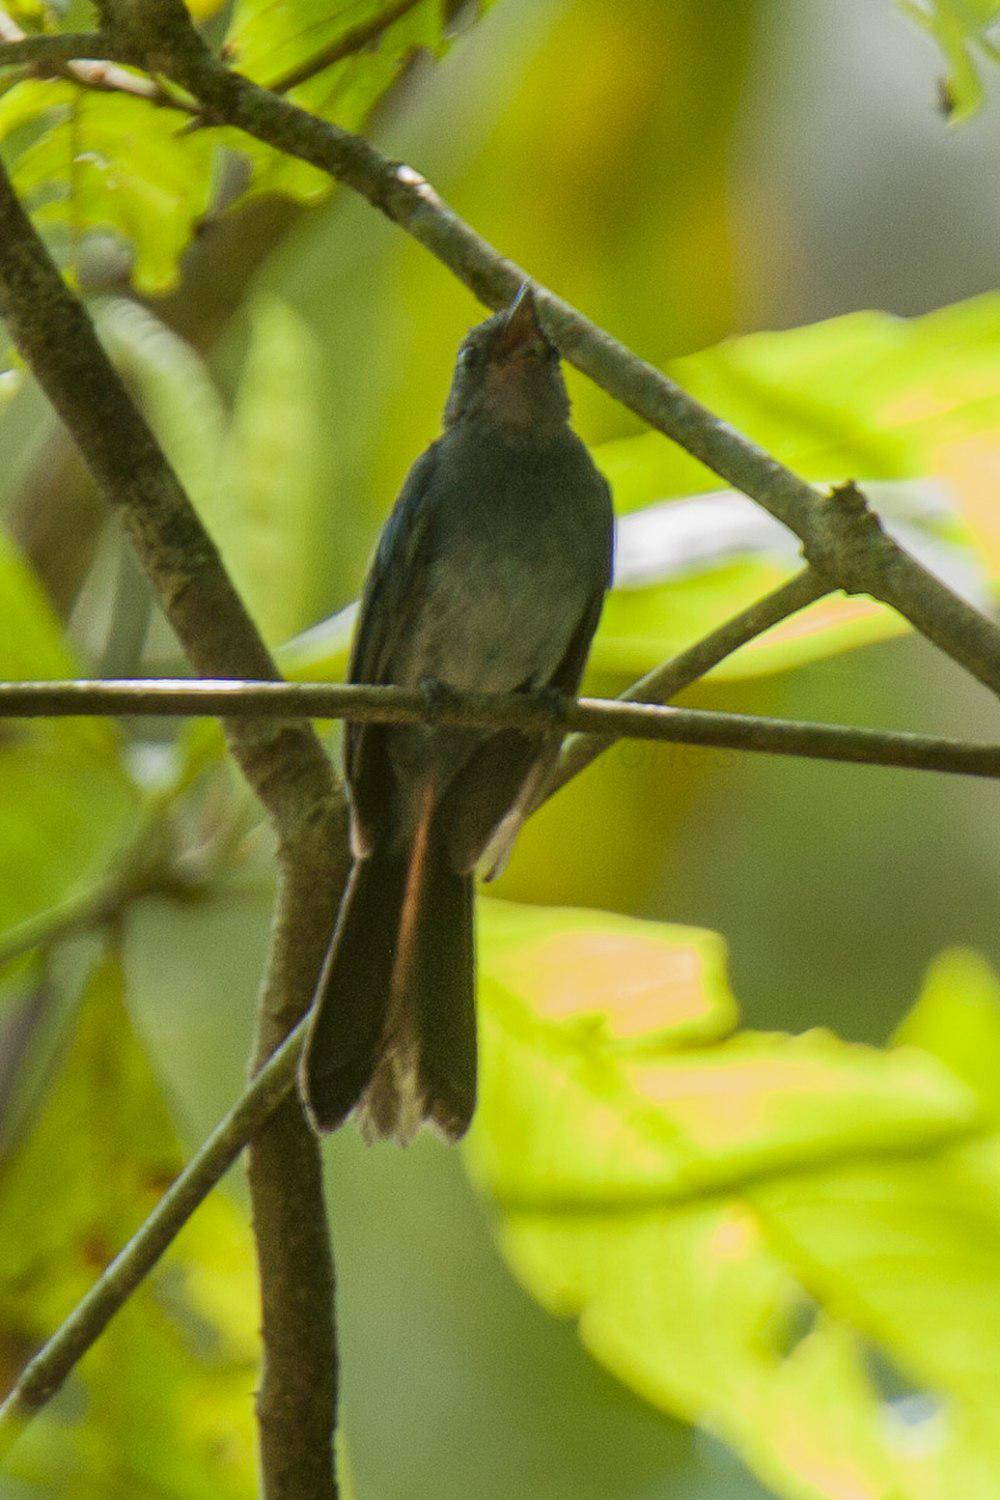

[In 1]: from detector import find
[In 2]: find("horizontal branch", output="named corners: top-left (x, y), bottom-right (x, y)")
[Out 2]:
top-left (0, 1020), bottom-right (304, 1455)
top-left (2, 677), bottom-right (1000, 780)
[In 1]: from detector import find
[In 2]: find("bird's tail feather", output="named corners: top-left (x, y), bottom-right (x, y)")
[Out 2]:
top-left (300, 817), bottom-right (476, 1142)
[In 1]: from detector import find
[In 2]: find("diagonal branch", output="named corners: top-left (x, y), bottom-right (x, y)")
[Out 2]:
top-left (0, 156), bottom-right (342, 1498)
top-left (546, 566), bottom-right (832, 799)
top-left (0, 675), bottom-right (999, 778)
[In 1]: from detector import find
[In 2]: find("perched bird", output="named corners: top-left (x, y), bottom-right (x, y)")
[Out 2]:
top-left (300, 286), bottom-right (614, 1142)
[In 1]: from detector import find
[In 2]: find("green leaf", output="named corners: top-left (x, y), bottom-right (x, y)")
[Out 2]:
top-left (590, 294), bottom-right (1000, 685)
top-left (899, 1), bottom-right (1000, 120)
top-left (468, 903), bottom-right (996, 1499)
top-left (894, 947), bottom-right (1000, 1115)
top-left (0, 530), bottom-right (140, 952)
top-left (0, 741), bottom-right (139, 953)
top-left (471, 899), bottom-right (978, 1209)
top-left (216, 297), bottom-right (326, 643)
top-left (224, 0), bottom-right (498, 201)
top-left (0, 4), bottom-right (500, 290)
top-left (94, 299), bottom-right (227, 514)
top-left (0, 527), bottom-right (80, 683)
top-left (0, 947), bottom-right (259, 1497)
top-left (0, 81), bottom-right (215, 293)
top-left (754, 1144), bottom-right (1000, 1433)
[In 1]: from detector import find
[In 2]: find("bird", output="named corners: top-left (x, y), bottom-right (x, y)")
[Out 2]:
top-left (299, 285), bottom-right (614, 1143)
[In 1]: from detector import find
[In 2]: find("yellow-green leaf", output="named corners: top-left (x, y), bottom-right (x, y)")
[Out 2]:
top-left (468, 907), bottom-right (995, 1500)
top-left (0, 948), bottom-right (258, 1496)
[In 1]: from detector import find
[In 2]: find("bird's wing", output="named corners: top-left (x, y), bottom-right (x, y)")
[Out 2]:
top-left (348, 441), bottom-right (442, 691)
top-left (346, 442), bottom-right (442, 847)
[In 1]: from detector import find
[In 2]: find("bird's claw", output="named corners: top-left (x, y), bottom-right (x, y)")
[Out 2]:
top-left (532, 684), bottom-right (568, 728)
top-left (419, 677), bottom-right (460, 722)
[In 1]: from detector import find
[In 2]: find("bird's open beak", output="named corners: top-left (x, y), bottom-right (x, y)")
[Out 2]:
top-left (495, 284), bottom-right (551, 359)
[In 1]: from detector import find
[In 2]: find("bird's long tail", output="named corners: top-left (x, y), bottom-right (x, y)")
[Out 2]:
top-left (299, 813), bottom-right (476, 1142)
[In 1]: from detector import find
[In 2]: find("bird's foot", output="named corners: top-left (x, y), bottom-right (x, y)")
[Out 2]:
top-left (419, 677), bottom-right (461, 723)
top-left (529, 684), bottom-right (568, 729)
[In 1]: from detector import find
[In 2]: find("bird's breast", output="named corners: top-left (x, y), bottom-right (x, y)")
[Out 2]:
top-left (398, 448), bottom-right (602, 693)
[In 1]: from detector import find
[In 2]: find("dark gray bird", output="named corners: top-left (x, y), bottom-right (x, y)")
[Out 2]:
top-left (300, 286), bottom-right (614, 1141)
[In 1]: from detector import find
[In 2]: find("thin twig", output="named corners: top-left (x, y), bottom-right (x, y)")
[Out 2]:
top-left (55, 59), bottom-right (196, 111)
top-left (0, 19), bottom-right (177, 106)
top-left (546, 567), bottom-right (832, 800)
top-left (0, 675), bottom-right (996, 779)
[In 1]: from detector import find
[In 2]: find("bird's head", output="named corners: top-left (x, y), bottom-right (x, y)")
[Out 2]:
top-left (444, 285), bottom-right (570, 434)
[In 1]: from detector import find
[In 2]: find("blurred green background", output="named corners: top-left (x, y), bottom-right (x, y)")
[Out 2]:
top-left (2, 1), bottom-right (1000, 1497)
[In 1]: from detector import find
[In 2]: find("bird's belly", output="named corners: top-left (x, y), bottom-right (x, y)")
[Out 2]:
top-left (396, 542), bottom-right (586, 693)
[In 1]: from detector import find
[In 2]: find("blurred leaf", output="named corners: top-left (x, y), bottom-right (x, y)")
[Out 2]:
top-left (94, 299), bottom-right (227, 513)
top-left (0, 528), bottom-right (80, 684)
top-left (216, 297), bottom-right (326, 642)
top-left (469, 904), bottom-right (997, 1499)
top-left (0, 530), bottom-right (140, 955)
top-left (472, 898), bottom-right (978, 1208)
top-left (481, 899), bottom-right (738, 1048)
top-left (224, 0), bottom-right (498, 200)
top-left (562, 294), bottom-right (1000, 525)
top-left (96, 296), bottom-right (328, 642)
top-left (899, 0), bottom-right (1000, 119)
top-left (0, 742), bottom-right (139, 954)
top-left (277, 599), bottom-right (355, 681)
top-left (0, 947), bottom-right (258, 1497)
top-left (591, 294), bottom-right (1000, 684)
top-left (0, 82), bottom-right (215, 293)
top-left (894, 947), bottom-right (1000, 1115)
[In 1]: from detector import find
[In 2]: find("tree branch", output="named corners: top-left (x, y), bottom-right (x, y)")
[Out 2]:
top-left (0, 675), bottom-right (998, 778)
top-left (0, 157), bottom-right (343, 1497)
top-left (0, 30), bottom-right (109, 65)
top-left (0, 17), bottom-right (184, 109)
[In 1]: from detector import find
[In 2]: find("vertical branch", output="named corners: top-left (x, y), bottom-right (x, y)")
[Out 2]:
top-left (0, 159), bottom-right (344, 1495)
top-left (249, 839), bottom-right (348, 1497)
